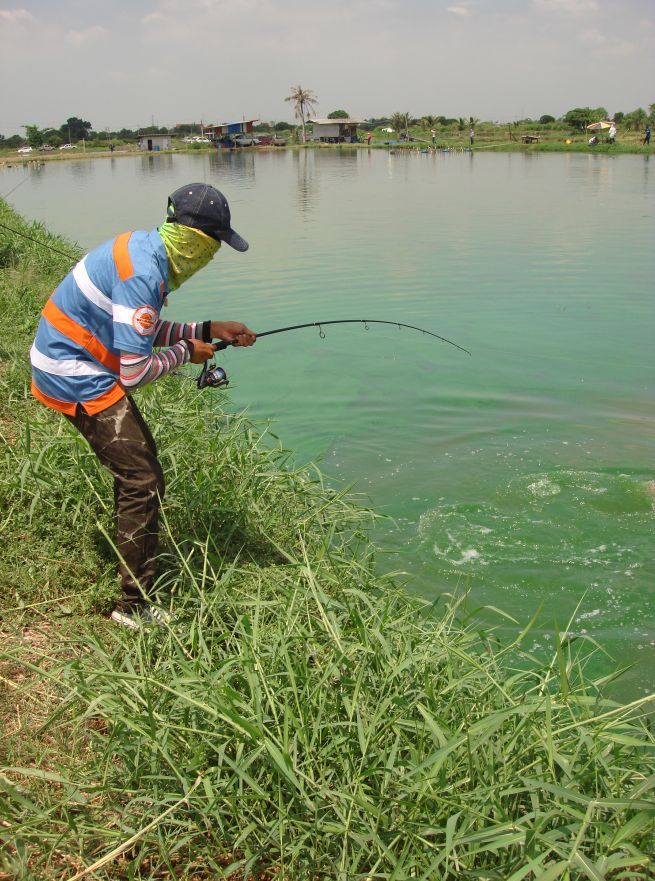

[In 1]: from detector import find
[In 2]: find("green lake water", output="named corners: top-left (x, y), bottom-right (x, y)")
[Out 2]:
top-left (3, 149), bottom-right (654, 693)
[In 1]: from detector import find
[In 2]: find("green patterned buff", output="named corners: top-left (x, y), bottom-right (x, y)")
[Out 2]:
top-left (158, 222), bottom-right (220, 291)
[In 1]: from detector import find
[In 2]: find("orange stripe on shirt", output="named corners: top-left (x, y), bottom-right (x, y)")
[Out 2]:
top-left (31, 381), bottom-right (78, 416)
top-left (80, 382), bottom-right (125, 415)
top-left (113, 232), bottom-right (134, 281)
top-left (31, 379), bottom-right (124, 416)
top-left (42, 298), bottom-right (120, 373)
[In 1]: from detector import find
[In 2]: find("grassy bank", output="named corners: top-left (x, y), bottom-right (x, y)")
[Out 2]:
top-left (2, 132), bottom-right (653, 166)
top-left (1, 200), bottom-right (654, 880)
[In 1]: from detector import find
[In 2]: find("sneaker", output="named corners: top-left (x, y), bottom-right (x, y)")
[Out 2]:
top-left (110, 605), bottom-right (172, 630)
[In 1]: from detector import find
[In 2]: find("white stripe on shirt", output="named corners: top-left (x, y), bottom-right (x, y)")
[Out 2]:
top-left (30, 344), bottom-right (109, 377)
top-left (72, 259), bottom-right (113, 315)
top-left (112, 303), bottom-right (136, 325)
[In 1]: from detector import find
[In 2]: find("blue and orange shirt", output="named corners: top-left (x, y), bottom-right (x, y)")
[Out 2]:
top-left (30, 229), bottom-right (168, 415)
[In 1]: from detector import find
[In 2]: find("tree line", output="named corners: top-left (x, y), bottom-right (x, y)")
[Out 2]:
top-left (2, 103), bottom-right (653, 149)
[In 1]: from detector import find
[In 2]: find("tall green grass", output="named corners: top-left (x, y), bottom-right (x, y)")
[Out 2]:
top-left (1, 200), bottom-right (654, 879)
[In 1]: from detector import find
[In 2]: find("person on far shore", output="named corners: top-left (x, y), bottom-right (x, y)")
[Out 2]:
top-left (608, 123), bottom-right (616, 144)
top-left (431, 129), bottom-right (436, 145)
top-left (644, 125), bottom-right (651, 146)
top-left (469, 127), bottom-right (475, 146)
top-left (588, 135), bottom-right (599, 146)
top-left (367, 132), bottom-right (372, 145)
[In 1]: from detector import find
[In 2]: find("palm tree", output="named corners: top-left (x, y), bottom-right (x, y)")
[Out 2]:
top-left (457, 117), bottom-right (467, 132)
top-left (468, 116), bottom-right (479, 128)
top-left (422, 115), bottom-right (438, 130)
top-left (285, 86), bottom-right (318, 144)
top-left (390, 112), bottom-right (410, 138)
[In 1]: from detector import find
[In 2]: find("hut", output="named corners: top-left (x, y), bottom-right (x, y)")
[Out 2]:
top-left (308, 118), bottom-right (364, 143)
top-left (204, 119), bottom-right (259, 140)
top-left (138, 133), bottom-right (171, 151)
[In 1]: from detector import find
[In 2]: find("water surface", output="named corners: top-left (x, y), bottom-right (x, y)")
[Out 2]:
top-left (4, 149), bottom-right (654, 692)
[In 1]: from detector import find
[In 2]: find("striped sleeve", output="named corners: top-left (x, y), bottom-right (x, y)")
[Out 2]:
top-left (153, 321), bottom-right (202, 347)
top-left (120, 342), bottom-right (190, 390)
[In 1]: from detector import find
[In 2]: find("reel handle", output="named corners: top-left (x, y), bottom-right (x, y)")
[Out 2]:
top-left (212, 340), bottom-right (232, 352)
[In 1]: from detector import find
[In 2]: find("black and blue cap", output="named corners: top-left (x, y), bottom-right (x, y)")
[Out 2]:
top-left (166, 183), bottom-right (249, 252)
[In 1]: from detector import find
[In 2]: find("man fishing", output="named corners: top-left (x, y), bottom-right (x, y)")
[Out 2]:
top-left (29, 184), bottom-right (256, 628)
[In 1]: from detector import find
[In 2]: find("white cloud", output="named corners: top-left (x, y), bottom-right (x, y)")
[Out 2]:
top-left (534, 0), bottom-right (599, 16)
top-left (0, 8), bottom-right (34, 23)
top-left (66, 25), bottom-right (108, 46)
top-left (447, 5), bottom-right (472, 17)
top-left (580, 27), bottom-right (606, 44)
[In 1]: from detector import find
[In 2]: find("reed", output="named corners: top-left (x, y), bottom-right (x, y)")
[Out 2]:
top-left (1, 200), bottom-right (654, 879)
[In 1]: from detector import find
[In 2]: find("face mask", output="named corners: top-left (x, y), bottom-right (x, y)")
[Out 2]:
top-left (157, 222), bottom-right (220, 291)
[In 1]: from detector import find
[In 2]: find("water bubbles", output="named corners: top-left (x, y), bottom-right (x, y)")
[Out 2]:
top-left (528, 478), bottom-right (561, 498)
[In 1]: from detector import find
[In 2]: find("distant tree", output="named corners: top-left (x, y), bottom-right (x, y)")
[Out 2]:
top-left (274, 121), bottom-right (292, 131)
top-left (327, 109), bottom-right (348, 119)
top-left (285, 85), bottom-right (318, 143)
top-left (139, 125), bottom-right (169, 135)
top-left (421, 115), bottom-right (438, 129)
top-left (59, 116), bottom-right (92, 142)
top-left (390, 112), bottom-right (410, 137)
top-left (563, 107), bottom-right (594, 130)
top-left (171, 123), bottom-right (197, 135)
top-left (539, 114), bottom-right (556, 124)
top-left (3, 134), bottom-right (22, 148)
top-left (624, 107), bottom-right (647, 130)
top-left (612, 111), bottom-right (624, 124)
top-left (590, 107), bottom-right (609, 122)
top-left (457, 117), bottom-right (467, 131)
top-left (23, 124), bottom-right (45, 148)
top-left (649, 103), bottom-right (655, 122)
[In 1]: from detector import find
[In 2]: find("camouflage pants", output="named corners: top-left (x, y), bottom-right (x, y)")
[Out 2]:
top-left (66, 395), bottom-right (165, 610)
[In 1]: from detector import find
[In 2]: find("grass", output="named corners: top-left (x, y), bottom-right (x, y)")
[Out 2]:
top-left (1, 199), bottom-right (654, 879)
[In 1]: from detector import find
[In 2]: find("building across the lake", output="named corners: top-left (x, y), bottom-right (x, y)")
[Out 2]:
top-left (137, 133), bottom-right (172, 151)
top-left (204, 119), bottom-right (258, 139)
top-left (308, 118), bottom-right (365, 143)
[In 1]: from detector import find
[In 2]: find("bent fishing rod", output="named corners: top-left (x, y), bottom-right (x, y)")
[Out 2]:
top-left (197, 319), bottom-right (470, 389)
top-left (0, 222), bottom-right (471, 384)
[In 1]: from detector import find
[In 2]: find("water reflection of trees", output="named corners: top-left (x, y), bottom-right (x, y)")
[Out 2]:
top-left (137, 154), bottom-right (174, 177)
top-left (294, 149), bottom-right (317, 216)
top-left (208, 149), bottom-right (256, 185)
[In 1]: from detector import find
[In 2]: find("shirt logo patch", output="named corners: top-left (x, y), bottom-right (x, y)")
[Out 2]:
top-left (132, 305), bottom-right (158, 335)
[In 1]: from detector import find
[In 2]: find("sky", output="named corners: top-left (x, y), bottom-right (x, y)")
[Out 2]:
top-left (1, 0), bottom-right (653, 136)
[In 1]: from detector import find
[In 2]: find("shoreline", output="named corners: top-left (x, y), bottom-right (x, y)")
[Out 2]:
top-left (2, 138), bottom-right (652, 167)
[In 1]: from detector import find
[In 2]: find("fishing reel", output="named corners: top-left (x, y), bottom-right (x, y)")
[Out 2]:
top-left (197, 360), bottom-right (229, 390)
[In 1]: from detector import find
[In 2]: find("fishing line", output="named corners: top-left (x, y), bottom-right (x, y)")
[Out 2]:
top-left (0, 220), bottom-right (79, 261)
top-left (1, 172), bottom-right (33, 200)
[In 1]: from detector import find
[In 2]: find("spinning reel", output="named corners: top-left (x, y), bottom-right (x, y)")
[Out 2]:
top-left (196, 360), bottom-right (229, 390)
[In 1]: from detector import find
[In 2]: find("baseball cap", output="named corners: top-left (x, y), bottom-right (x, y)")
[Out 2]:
top-left (166, 183), bottom-right (249, 252)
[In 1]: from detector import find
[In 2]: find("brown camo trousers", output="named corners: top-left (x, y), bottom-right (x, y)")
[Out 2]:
top-left (66, 395), bottom-right (164, 611)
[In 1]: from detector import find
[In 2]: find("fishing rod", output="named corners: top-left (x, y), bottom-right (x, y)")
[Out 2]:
top-left (0, 219), bottom-right (80, 260)
top-left (197, 319), bottom-right (470, 389)
top-left (215, 320), bottom-right (471, 355)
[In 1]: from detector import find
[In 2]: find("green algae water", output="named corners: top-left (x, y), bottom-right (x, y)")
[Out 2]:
top-left (4, 149), bottom-right (654, 691)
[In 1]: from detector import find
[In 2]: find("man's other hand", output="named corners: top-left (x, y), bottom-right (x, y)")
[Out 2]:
top-left (211, 321), bottom-right (257, 347)
top-left (187, 340), bottom-right (217, 364)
